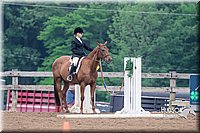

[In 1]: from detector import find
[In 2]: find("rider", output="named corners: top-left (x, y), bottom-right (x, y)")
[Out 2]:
top-left (67, 27), bottom-right (93, 81)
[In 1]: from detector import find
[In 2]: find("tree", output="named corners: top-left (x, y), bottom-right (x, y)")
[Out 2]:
top-left (37, 3), bottom-right (116, 101)
top-left (37, 3), bottom-right (115, 81)
top-left (108, 3), bottom-right (198, 86)
top-left (3, 5), bottom-right (41, 71)
top-left (3, 3), bottom-right (68, 71)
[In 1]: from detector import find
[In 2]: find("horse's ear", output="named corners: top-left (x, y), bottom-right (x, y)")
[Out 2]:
top-left (104, 41), bottom-right (107, 45)
top-left (96, 42), bottom-right (100, 45)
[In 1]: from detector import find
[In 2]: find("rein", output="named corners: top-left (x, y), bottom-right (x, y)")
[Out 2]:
top-left (90, 46), bottom-right (109, 92)
top-left (99, 60), bottom-right (108, 92)
top-left (95, 48), bottom-right (108, 91)
top-left (119, 71), bottom-right (125, 91)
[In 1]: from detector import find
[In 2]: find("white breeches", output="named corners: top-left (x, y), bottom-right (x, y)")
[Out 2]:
top-left (72, 57), bottom-right (79, 66)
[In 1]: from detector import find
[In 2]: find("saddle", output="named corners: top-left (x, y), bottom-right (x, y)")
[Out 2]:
top-left (69, 56), bottom-right (85, 74)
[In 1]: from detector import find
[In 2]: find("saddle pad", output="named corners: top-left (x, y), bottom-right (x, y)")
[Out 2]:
top-left (75, 57), bottom-right (85, 74)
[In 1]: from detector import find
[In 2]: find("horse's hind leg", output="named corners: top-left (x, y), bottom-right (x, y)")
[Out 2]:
top-left (62, 81), bottom-right (70, 113)
top-left (90, 82), bottom-right (97, 114)
top-left (54, 77), bottom-right (63, 112)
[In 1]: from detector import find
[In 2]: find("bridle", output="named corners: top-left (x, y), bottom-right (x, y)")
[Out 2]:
top-left (92, 45), bottom-right (110, 63)
top-left (98, 46), bottom-right (110, 59)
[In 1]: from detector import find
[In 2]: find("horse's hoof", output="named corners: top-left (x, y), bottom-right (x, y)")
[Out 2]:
top-left (80, 111), bottom-right (84, 114)
top-left (93, 111), bottom-right (97, 114)
top-left (63, 108), bottom-right (70, 113)
top-left (65, 110), bottom-right (70, 113)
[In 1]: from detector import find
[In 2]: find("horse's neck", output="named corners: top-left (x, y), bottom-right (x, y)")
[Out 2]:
top-left (86, 47), bottom-right (99, 72)
top-left (87, 47), bottom-right (98, 59)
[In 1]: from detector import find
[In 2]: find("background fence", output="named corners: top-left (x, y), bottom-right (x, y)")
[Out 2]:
top-left (0, 70), bottom-right (191, 112)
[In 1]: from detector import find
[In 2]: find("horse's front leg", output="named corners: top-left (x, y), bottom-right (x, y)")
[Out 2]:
top-left (90, 82), bottom-right (97, 114)
top-left (80, 82), bottom-right (86, 114)
top-left (57, 90), bottom-right (64, 112)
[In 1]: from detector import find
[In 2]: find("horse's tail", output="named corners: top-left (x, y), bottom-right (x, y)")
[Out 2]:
top-left (54, 79), bottom-right (60, 106)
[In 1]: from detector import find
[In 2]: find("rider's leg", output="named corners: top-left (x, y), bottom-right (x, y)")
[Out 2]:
top-left (67, 57), bottom-right (79, 81)
top-left (67, 63), bottom-right (75, 81)
top-left (73, 57), bottom-right (79, 67)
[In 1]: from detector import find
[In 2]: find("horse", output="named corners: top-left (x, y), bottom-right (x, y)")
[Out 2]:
top-left (52, 41), bottom-right (112, 113)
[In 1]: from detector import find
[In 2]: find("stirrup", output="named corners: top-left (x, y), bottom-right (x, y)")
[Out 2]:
top-left (67, 75), bottom-right (72, 81)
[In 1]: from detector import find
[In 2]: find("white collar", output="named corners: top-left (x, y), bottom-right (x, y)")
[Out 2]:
top-left (76, 36), bottom-right (82, 44)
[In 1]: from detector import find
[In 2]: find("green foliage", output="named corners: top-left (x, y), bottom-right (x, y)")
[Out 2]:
top-left (36, 78), bottom-right (54, 85)
top-left (3, 45), bottom-right (41, 70)
top-left (96, 90), bottom-right (110, 102)
top-left (109, 3), bottom-right (198, 71)
top-left (3, 4), bottom-right (67, 71)
top-left (3, 2), bottom-right (199, 101)
top-left (37, 3), bottom-right (115, 72)
top-left (125, 59), bottom-right (133, 77)
top-left (108, 3), bottom-right (198, 86)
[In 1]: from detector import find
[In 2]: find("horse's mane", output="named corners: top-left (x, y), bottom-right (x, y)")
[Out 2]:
top-left (85, 46), bottom-right (99, 60)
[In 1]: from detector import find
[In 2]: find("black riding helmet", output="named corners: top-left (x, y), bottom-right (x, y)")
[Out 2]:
top-left (74, 27), bottom-right (83, 34)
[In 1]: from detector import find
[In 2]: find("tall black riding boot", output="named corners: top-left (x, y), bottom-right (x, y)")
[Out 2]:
top-left (67, 63), bottom-right (75, 81)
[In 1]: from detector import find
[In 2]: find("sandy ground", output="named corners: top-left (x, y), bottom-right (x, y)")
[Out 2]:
top-left (1, 111), bottom-right (199, 132)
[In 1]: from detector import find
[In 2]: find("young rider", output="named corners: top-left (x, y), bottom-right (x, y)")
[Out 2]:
top-left (67, 27), bottom-right (93, 81)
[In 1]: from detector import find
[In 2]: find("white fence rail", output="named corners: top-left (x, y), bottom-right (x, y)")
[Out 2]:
top-left (0, 70), bottom-right (192, 92)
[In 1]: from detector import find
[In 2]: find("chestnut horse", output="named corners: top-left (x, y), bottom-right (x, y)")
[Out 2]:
top-left (52, 41), bottom-right (112, 113)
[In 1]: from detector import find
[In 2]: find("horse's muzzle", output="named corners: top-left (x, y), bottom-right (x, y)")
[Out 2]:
top-left (105, 57), bottom-right (112, 64)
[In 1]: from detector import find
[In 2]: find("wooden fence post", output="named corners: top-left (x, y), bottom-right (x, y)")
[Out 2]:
top-left (11, 69), bottom-right (18, 112)
top-left (169, 70), bottom-right (177, 112)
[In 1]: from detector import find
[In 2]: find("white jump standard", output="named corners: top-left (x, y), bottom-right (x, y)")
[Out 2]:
top-left (116, 57), bottom-right (150, 114)
top-left (70, 84), bottom-right (100, 113)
